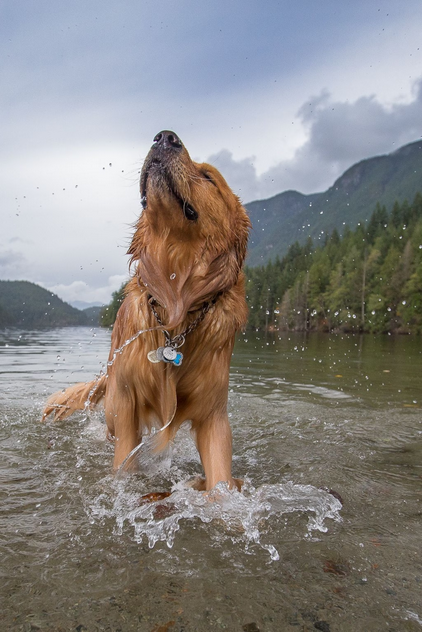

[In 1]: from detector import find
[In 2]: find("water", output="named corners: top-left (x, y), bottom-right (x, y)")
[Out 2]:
top-left (1, 328), bottom-right (421, 631)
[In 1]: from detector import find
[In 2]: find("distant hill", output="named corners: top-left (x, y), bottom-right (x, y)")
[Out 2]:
top-left (246, 140), bottom-right (422, 265)
top-left (0, 280), bottom-right (95, 328)
top-left (70, 300), bottom-right (104, 310)
top-left (82, 305), bottom-right (103, 326)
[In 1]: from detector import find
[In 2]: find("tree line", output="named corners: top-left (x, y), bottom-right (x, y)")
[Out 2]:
top-left (101, 192), bottom-right (422, 334)
top-left (245, 193), bottom-right (422, 334)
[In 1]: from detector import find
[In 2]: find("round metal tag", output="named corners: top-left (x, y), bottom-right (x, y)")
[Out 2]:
top-left (162, 346), bottom-right (177, 361)
top-left (147, 350), bottom-right (160, 363)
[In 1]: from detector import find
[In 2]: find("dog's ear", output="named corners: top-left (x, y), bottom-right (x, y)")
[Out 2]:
top-left (198, 206), bottom-right (250, 298)
top-left (167, 207), bottom-right (250, 329)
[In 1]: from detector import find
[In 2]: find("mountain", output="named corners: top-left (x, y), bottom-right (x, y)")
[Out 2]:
top-left (0, 280), bottom-right (90, 328)
top-left (245, 140), bottom-right (422, 266)
top-left (82, 305), bottom-right (103, 326)
top-left (70, 300), bottom-right (104, 310)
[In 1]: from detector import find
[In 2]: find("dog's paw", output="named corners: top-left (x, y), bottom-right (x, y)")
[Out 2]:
top-left (138, 491), bottom-right (175, 520)
top-left (138, 491), bottom-right (172, 505)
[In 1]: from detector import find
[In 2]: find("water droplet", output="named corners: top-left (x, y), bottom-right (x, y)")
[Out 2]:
top-left (170, 273), bottom-right (176, 280)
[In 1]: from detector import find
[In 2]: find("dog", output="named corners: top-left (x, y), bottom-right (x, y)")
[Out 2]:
top-left (42, 130), bottom-right (251, 491)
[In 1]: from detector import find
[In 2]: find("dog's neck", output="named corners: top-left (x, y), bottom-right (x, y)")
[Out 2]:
top-left (133, 242), bottom-right (239, 331)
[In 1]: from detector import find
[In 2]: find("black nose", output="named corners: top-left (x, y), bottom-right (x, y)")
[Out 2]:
top-left (153, 130), bottom-right (183, 150)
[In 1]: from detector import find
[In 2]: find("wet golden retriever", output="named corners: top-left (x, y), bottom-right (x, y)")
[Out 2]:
top-left (42, 130), bottom-right (250, 491)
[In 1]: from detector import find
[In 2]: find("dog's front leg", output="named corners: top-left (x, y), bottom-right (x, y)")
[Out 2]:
top-left (105, 381), bottom-right (139, 470)
top-left (195, 413), bottom-right (240, 491)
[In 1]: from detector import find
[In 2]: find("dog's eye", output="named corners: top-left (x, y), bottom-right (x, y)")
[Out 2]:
top-left (183, 202), bottom-right (198, 221)
top-left (202, 171), bottom-right (215, 185)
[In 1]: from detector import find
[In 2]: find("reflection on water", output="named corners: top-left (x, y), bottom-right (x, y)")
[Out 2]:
top-left (1, 328), bottom-right (421, 631)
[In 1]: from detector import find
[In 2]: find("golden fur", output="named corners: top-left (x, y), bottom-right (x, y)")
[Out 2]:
top-left (42, 130), bottom-right (251, 491)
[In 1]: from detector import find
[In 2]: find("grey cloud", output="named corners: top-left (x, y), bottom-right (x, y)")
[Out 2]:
top-left (0, 250), bottom-right (26, 273)
top-left (1, 1), bottom-right (356, 106)
top-left (5, 1), bottom-right (416, 164)
top-left (212, 79), bottom-right (422, 202)
top-left (296, 80), bottom-right (422, 164)
top-left (9, 237), bottom-right (34, 245)
top-left (206, 150), bottom-right (261, 203)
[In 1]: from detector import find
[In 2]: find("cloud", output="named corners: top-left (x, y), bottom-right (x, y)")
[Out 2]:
top-left (0, 249), bottom-right (26, 274)
top-left (206, 150), bottom-right (261, 203)
top-left (40, 275), bottom-right (128, 305)
top-left (9, 236), bottom-right (34, 245)
top-left (282, 79), bottom-right (422, 191)
top-left (211, 78), bottom-right (422, 201)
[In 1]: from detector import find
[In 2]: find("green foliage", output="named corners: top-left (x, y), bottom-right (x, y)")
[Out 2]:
top-left (0, 303), bottom-right (13, 328)
top-left (100, 282), bottom-right (127, 327)
top-left (246, 140), bottom-right (422, 266)
top-left (245, 193), bottom-right (422, 334)
top-left (0, 281), bottom-right (89, 328)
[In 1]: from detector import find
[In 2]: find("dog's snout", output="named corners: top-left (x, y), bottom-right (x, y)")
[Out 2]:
top-left (153, 130), bottom-right (183, 150)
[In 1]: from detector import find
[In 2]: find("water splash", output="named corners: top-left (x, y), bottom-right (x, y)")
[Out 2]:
top-left (116, 427), bottom-right (174, 477)
top-left (81, 423), bottom-right (342, 561)
top-left (86, 477), bottom-right (342, 561)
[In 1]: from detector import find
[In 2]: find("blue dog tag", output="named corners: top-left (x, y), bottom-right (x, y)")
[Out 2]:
top-left (173, 352), bottom-right (183, 366)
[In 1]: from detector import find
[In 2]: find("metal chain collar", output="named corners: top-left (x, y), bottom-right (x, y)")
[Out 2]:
top-left (147, 295), bottom-right (218, 349)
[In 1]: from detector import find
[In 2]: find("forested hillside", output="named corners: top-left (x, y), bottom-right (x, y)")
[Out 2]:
top-left (245, 193), bottom-right (422, 334)
top-left (0, 281), bottom-right (92, 328)
top-left (246, 140), bottom-right (422, 266)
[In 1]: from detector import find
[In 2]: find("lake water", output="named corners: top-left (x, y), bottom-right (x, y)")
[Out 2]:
top-left (1, 328), bottom-right (421, 631)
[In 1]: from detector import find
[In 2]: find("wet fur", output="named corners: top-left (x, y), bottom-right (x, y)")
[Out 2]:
top-left (42, 131), bottom-right (250, 491)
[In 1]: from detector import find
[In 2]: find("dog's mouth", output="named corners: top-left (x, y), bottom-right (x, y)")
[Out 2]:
top-left (140, 159), bottom-right (199, 222)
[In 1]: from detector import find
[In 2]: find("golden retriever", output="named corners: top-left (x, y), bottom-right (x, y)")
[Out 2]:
top-left (42, 130), bottom-right (250, 491)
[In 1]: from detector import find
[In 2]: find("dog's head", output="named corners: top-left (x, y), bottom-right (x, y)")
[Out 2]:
top-left (129, 130), bottom-right (251, 329)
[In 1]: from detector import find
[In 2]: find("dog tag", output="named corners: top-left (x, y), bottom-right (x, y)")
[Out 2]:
top-left (147, 349), bottom-right (161, 363)
top-left (163, 346), bottom-right (183, 366)
top-left (148, 347), bottom-right (165, 363)
top-left (162, 346), bottom-right (177, 362)
top-left (173, 352), bottom-right (183, 366)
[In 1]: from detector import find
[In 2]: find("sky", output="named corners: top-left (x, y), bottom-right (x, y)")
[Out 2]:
top-left (1, 0), bottom-right (422, 306)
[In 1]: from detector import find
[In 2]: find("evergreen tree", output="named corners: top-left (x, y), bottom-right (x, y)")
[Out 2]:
top-left (244, 193), bottom-right (422, 334)
top-left (100, 282), bottom-right (127, 327)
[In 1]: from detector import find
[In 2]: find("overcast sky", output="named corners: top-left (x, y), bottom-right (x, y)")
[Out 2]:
top-left (2, 0), bottom-right (422, 305)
